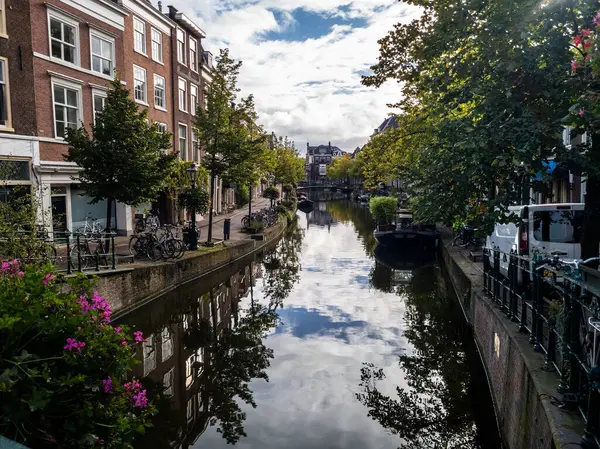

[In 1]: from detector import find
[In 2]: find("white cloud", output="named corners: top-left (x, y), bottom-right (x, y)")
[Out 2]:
top-left (165, 0), bottom-right (421, 152)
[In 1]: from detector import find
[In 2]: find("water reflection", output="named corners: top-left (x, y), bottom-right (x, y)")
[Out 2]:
top-left (119, 202), bottom-right (499, 449)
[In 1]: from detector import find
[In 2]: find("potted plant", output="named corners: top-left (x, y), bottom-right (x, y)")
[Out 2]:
top-left (369, 196), bottom-right (397, 231)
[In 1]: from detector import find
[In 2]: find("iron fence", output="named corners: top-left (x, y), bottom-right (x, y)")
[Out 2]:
top-left (484, 247), bottom-right (600, 447)
top-left (0, 231), bottom-right (120, 274)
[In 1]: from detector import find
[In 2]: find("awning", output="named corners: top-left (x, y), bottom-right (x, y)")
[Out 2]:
top-left (533, 160), bottom-right (558, 181)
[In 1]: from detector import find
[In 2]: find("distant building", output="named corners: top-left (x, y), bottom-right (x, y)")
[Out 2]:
top-left (372, 115), bottom-right (399, 137)
top-left (304, 142), bottom-right (346, 182)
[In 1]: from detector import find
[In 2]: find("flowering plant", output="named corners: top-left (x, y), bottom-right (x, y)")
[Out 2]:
top-left (0, 262), bottom-right (155, 448)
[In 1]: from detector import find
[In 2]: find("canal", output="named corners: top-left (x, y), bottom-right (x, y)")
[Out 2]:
top-left (118, 201), bottom-right (502, 449)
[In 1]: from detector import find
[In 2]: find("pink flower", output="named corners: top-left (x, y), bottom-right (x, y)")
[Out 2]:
top-left (120, 339), bottom-right (128, 346)
top-left (133, 331), bottom-right (146, 343)
top-left (124, 379), bottom-right (142, 393)
top-left (63, 338), bottom-right (86, 353)
top-left (571, 60), bottom-right (580, 71)
top-left (132, 389), bottom-right (148, 408)
top-left (583, 29), bottom-right (592, 38)
top-left (584, 42), bottom-right (592, 51)
top-left (580, 108), bottom-right (585, 117)
top-left (42, 273), bottom-right (54, 286)
top-left (595, 12), bottom-right (600, 26)
top-left (103, 377), bottom-right (113, 393)
top-left (113, 326), bottom-right (122, 335)
top-left (574, 35), bottom-right (582, 46)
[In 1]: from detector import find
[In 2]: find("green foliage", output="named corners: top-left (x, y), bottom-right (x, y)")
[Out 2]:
top-left (178, 186), bottom-right (210, 215)
top-left (271, 135), bottom-right (305, 186)
top-left (0, 263), bottom-right (155, 448)
top-left (246, 219), bottom-right (264, 234)
top-left (280, 199), bottom-right (296, 211)
top-left (65, 75), bottom-right (176, 231)
top-left (262, 186), bottom-right (280, 202)
top-left (326, 154), bottom-right (354, 181)
top-left (369, 197), bottom-right (397, 225)
top-left (282, 184), bottom-right (294, 195)
top-left (235, 185), bottom-right (250, 207)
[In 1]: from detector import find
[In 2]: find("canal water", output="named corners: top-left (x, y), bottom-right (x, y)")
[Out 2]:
top-left (118, 201), bottom-right (502, 449)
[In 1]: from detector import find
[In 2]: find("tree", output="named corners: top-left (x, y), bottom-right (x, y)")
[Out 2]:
top-left (196, 49), bottom-right (250, 244)
top-left (263, 186), bottom-right (280, 207)
top-left (362, 0), bottom-right (576, 233)
top-left (271, 135), bottom-right (305, 186)
top-left (326, 154), bottom-right (354, 184)
top-left (65, 75), bottom-right (174, 236)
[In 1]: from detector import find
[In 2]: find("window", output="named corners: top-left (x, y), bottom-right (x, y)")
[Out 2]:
top-left (562, 126), bottom-right (572, 147)
top-left (50, 16), bottom-right (77, 64)
top-left (185, 355), bottom-right (194, 389)
top-left (157, 122), bottom-right (167, 133)
top-left (178, 78), bottom-right (187, 111)
top-left (143, 334), bottom-right (156, 376)
top-left (154, 74), bottom-right (165, 109)
top-left (191, 130), bottom-right (198, 162)
top-left (161, 327), bottom-right (173, 361)
top-left (179, 125), bottom-right (188, 160)
top-left (0, 59), bottom-right (11, 128)
top-left (533, 210), bottom-right (584, 244)
top-left (133, 65), bottom-right (147, 103)
top-left (163, 368), bottom-right (174, 397)
top-left (0, 0), bottom-right (7, 36)
top-left (190, 84), bottom-right (198, 115)
top-left (91, 33), bottom-right (113, 76)
top-left (177, 28), bottom-right (186, 64)
top-left (151, 28), bottom-right (162, 63)
top-left (133, 17), bottom-right (146, 55)
top-left (53, 83), bottom-right (80, 138)
top-left (189, 38), bottom-right (197, 71)
top-left (92, 92), bottom-right (106, 123)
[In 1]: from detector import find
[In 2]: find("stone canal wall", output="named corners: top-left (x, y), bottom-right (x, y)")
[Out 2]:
top-left (439, 229), bottom-right (584, 449)
top-left (97, 219), bottom-right (287, 317)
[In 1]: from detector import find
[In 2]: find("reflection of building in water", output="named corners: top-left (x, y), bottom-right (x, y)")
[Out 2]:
top-left (130, 263), bottom-right (256, 449)
top-left (306, 205), bottom-right (336, 227)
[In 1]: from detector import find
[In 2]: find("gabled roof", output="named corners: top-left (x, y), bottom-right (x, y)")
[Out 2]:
top-left (376, 115), bottom-right (399, 133)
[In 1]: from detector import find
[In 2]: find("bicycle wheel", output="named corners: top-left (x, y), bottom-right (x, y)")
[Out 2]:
top-left (174, 239), bottom-right (186, 259)
top-left (70, 243), bottom-right (91, 270)
top-left (162, 239), bottom-right (177, 260)
top-left (129, 235), bottom-right (145, 258)
top-left (43, 244), bottom-right (58, 264)
top-left (452, 233), bottom-right (464, 247)
top-left (241, 216), bottom-right (249, 228)
top-left (147, 237), bottom-right (162, 262)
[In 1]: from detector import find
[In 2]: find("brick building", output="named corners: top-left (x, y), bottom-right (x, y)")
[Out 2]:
top-left (305, 142), bottom-right (346, 183)
top-left (0, 0), bottom-right (219, 236)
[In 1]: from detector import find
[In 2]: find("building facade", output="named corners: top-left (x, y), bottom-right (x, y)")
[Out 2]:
top-left (0, 0), bottom-right (218, 236)
top-left (304, 142), bottom-right (346, 183)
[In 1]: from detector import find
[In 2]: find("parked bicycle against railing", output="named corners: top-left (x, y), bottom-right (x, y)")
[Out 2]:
top-left (69, 233), bottom-right (110, 270)
top-left (135, 214), bottom-right (160, 234)
top-left (129, 224), bottom-right (185, 261)
top-left (76, 215), bottom-right (103, 239)
top-left (453, 225), bottom-right (482, 248)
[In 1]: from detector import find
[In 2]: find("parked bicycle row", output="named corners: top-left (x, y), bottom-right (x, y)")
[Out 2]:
top-left (241, 207), bottom-right (279, 231)
top-left (129, 225), bottom-right (187, 261)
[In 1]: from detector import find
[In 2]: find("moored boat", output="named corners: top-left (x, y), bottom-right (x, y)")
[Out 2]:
top-left (373, 209), bottom-right (438, 250)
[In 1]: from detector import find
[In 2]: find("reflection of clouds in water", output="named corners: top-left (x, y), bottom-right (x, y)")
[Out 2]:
top-left (195, 217), bottom-right (411, 448)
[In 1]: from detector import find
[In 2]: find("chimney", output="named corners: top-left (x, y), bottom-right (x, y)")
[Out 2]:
top-left (168, 5), bottom-right (177, 18)
top-left (328, 141), bottom-right (331, 152)
top-left (157, 1), bottom-right (162, 11)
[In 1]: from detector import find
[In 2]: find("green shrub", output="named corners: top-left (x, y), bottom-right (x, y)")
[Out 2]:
top-left (247, 219), bottom-right (265, 233)
top-left (369, 196), bottom-right (398, 224)
top-left (275, 205), bottom-right (288, 215)
top-left (235, 185), bottom-right (250, 207)
top-left (281, 199), bottom-right (296, 211)
top-left (0, 262), bottom-right (155, 448)
top-left (262, 187), bottom-right (280, 203)
top-left (178, 186), bottom-right (209, 215)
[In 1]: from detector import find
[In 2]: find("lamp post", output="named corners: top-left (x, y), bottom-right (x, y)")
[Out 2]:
top-left (267, 173), bottom-right (275, 187)
top-left (186, 163), bottom-right (199, 251)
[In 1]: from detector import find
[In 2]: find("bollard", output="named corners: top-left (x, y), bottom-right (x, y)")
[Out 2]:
top-left (223, 218), bottom-right (231, 241)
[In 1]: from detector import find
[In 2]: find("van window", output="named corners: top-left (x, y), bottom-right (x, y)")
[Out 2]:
top-left (495, 223), bottom-right (516, 237)
top-left (533, 211), bottom-right (583, 243)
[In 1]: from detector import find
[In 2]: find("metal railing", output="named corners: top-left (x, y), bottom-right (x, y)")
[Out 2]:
top-left (484, 247), bottom-right (600, 447)
top-left (0, 230), bottom-right (120, 274)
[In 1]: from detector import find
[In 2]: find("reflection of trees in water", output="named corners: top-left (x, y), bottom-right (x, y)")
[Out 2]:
top-left (262, 222), bottom-right (304, 311)
top-left (131, 263), bottom-right (281, 448)
top-left (326, 201), bottom-right (377, 254)
top-left (357, 267), bottom-right (496, 449)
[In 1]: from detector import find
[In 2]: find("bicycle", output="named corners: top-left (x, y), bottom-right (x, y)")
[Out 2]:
top-left (70, 234), bottom-right (108, 270)
top-left (76, 216), bottom-right (103, 239)
top-left (453, 225), bottom-right (482, 248)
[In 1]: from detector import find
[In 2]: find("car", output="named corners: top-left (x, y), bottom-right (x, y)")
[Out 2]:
top-left (486, 203), bottom-right (585, 286)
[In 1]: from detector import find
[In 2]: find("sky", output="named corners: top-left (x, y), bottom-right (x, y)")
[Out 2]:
top-left (167, 0), bottom-right (422, 153)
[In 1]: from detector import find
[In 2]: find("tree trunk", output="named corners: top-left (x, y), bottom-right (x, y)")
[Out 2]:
top-left (207, 171), bottom-right (216, 244)
top-left (581, 134), bottom-right (600, 262)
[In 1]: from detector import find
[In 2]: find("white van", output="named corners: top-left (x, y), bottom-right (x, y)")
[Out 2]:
top-left (486, 203), bottom-right (584, 284)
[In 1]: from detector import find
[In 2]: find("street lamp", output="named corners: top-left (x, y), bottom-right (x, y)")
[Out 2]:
top-left (186, 163), bottom-right (199, 250)
top-left (267, 173), bottom-right (275, 186)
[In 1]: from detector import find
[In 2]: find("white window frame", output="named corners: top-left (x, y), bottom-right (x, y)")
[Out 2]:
top-left (153, 74), bottom-right (166, 110)
top-left (178, 77), bottom-right (187, 112)
top-left (91, 89), bottom-right (107, 125)
top-left (189, 37), bottom-right (198, 72)
top-left (562, 126), bottom-right (572, 149)
top-left (582, 132), bottom-right (589, 145)
top-left (48, 11), bottom-right (80, 66)
top-left (151, 28), bottom-right (163, 63)
top-left (51, 78), bottom-right (82, 139)
top-left (177, 28), bottom-right (186, 65)
top-left (89, 30), bottom-right (115, 77)
top-left (163, 368), bottom-right (174, 397)
top-left (191, 129), bottom-right (198, 162)
top-left (190, 84), bottom-right (198, 116)
top-left (0, 57), bottom-right (12, 129)
top-left (143, 334), bottom-right (156, 376)
top-left (178, 123), bottom-right (188, 161)
top-left (0, 0), bottom-right (8, 38)
top-left (133, 16), bottom-right (147, 56)
top-left (133, 65), bottom-right (147, 105)
top-left (157, 122), bottom-right (167, 133)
